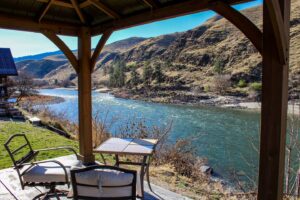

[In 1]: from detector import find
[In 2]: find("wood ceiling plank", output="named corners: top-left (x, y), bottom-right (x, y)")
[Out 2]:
top-left (37, 0), bottom-right (74, 9)
top-left (142, 0), bottom-right (159, 9)
top-left (89, 0), bottom-right (120, 19)
top-left (79, 0), bottom-right (92, 8)
top-left (70, 0), bottom-right (86, 23)
top-left (38, 0), bottom-right (54, 22)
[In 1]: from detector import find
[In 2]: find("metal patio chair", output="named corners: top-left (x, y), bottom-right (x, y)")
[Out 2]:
top-left (4, 133), bottom-right (82, 200)
top-left (71, 165), bottom-right (137, 200)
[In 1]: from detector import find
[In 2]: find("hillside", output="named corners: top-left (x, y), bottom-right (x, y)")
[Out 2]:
top-left (16, 1), bottom-right (300, 103)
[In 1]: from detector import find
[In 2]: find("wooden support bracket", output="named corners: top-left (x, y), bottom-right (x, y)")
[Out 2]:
top-left (210, 1), bottom-right (263, 55)
top-left (91, 30), bottom-right (113, 72)
top-left (43, 31), bottom-right (79, 72)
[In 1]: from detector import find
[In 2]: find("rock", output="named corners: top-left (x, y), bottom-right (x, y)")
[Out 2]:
top-left (200, 165), bottom-right (213, 175)
top-left (162, 171), bottom-right (175, 177)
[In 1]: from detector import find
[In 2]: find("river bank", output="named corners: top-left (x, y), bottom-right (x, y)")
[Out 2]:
top-left (99, 87), bottom-right (300, 115)
top-left (19, 94), bottom-right (65, 106)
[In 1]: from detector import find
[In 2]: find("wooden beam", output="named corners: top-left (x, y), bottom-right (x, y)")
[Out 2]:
top-left (142, 0), bottom-right (159, 9)
top-left (91, 30), bottom-right (112, 71)
top-left (91, 0), bottom-right (249, 35)
top-left (265, 0), bottom-right (288, 64)
top-left (258, 0), bottom-right (291, 199)
top-left (77, 27), bottom-right (95, 164)
top-left (0, 13), bottom-right (79, 36)
top-left (43, 31), bottom-right (79, 72)
top-left (70, 0), bottom-right (86, 24)
top-left (79, 0), bottom-right (91, 8)
top-left (38, 0), bottom-right (54, 22)
top-left (37, 0), bottom-right (74, 9)
top-left (88, 0), bottom-right (120, 19)
top-left (210, 1), bottom-right (263, 54)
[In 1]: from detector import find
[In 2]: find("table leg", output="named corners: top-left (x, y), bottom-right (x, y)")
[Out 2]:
top-left (114, 154), bottom-right (120, 167)
top-left (146, 161), bottom-right (154, 193)
top-left (100, 153), bottom-right (106, 165)
top-left (139, 156), bottom-right (148, 199)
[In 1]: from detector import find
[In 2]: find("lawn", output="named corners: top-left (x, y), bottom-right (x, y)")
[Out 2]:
top-left (0, 121), bottom-right (79, 169)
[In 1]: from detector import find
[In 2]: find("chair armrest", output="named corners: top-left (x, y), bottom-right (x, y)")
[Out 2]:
top-left (36, 147), bottom-right (78, 158)
top-left (71, 165), bottom-right (136, 175)
top-left (22, 160), bottom-right (69, 184)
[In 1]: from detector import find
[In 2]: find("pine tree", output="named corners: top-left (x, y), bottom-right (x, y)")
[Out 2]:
top-left (143, 62), bottom-right (153, 86)
top-left (129, 67), bottom-right (140, 87)
top-left (153, 65), bottom-right (164, 84)
top-left (109, 61), bottom-right (126, 87)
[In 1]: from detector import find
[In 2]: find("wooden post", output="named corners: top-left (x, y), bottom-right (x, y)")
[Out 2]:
top-left (258, 0), bottom-right (290, 199)
top-left (77, 27), bottom-right (94, 164)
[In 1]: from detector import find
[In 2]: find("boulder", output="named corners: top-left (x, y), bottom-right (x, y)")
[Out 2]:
top-left (200, 165), bottom-right (213, 175)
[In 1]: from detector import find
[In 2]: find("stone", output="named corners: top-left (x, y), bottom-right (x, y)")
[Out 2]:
top-left (200, 165), bottom-right (213, 175)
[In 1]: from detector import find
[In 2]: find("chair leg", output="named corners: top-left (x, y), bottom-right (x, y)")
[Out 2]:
top-left (146, 166), bottom-right (154, 193)
top-left (33, 185), bottom-right (68, 200)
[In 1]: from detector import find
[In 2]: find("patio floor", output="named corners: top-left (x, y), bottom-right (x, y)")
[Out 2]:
top-left (0, 156), bottom-right (190, 200)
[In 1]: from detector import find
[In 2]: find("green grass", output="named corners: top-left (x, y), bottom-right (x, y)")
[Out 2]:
top-left (0, 121), bottom-right (79, 169)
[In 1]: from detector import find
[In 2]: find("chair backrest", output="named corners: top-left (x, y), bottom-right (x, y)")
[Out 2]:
top-left (4, 134), bottom-right (37, 168)
top-left (71, 165), bottom-right (137, 200)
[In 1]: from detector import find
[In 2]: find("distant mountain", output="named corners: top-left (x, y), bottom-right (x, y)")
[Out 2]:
top-left (14, 50), bottom-right (64, 62)
top-left (16, 37), bottom-right (147, 79)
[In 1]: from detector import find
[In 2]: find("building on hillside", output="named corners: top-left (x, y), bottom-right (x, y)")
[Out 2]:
top-left (0, 48), bottom-right (17, 100)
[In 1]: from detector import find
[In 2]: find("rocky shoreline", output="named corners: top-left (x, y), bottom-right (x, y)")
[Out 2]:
top-left (108, 88), bottom-right (255, 107)
top-left (104, 88), bottom-right (300, 115)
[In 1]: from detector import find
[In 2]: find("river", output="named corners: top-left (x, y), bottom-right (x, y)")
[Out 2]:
top-left (39, 88), bottom-right (261, 186)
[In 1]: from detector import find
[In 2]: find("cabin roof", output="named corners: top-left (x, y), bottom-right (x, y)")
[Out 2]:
top-left (0, 48), bottom-right (18, 76)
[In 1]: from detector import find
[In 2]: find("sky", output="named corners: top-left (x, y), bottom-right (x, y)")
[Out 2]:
top-left (0, 0), bottom-right (262, 57)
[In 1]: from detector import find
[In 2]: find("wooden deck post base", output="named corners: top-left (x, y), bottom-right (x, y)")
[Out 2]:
top-left (77, 27), bottom-right (95, 164)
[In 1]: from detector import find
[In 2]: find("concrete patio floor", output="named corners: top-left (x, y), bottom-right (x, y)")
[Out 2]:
top-left (0, 156), bottom-right (190, 200)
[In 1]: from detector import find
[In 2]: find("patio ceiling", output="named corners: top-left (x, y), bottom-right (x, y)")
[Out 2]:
top-left (0, 0), bottom-right (250, 36)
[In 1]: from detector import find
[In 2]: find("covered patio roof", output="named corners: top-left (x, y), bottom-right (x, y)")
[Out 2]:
top-left (0, 0), bottom-right (249, 36)
top-left (0, 0), bottom-right (291, 199)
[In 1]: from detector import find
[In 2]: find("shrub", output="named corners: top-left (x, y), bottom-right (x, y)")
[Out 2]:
top-left (212, 74), bottom-right (231, 95)
top-left (213, 58), bottom-right (225, 74)
top-left (160, 138), bottom-right (207, 180)
top-left (204, 85), bottom-right (210, 92)
top-left (250, 82), bottom-right (262, 91)
top-left (237, 79), bottom-right (247, 88)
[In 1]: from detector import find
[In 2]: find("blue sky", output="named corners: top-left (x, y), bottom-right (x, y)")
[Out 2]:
top-left (0, 0), bottom-right (262, 57)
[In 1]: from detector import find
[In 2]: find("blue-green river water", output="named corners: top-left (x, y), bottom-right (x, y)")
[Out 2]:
top-left (39, 88), bottom-right (261, 185)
